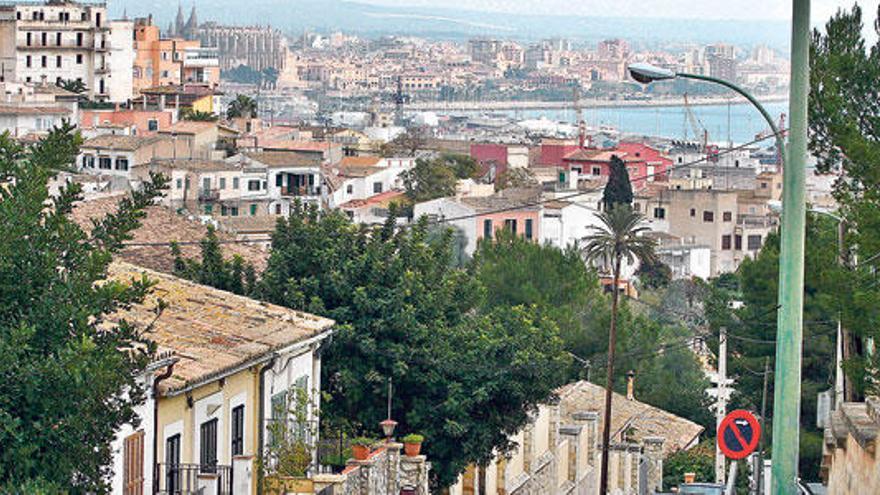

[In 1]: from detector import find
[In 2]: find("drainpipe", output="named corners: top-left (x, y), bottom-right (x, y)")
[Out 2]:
top-left (152, 360), bottom-right (176, 493)
top-left (256, 356), bottom-right (277, 495)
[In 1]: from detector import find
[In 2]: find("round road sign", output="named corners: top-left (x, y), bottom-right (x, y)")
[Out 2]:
top-left (717, 409), bottom-right (761, 460)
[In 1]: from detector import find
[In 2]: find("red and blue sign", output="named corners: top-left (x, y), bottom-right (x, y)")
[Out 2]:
top-left (717, 409), bottom-right (761, 460)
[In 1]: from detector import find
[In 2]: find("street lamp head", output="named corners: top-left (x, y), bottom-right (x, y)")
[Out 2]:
top-left (628, 63), bottom-right (676, 84)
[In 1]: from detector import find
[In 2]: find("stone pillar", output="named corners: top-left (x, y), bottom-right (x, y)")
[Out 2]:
top-left (385, 442), bottom-right (402, 494)
top-left (572, 411), bottom-right (599, 467)
top-left (642, 437), bottom-right (665, 494)
top-left (399, 450), bottom-right (430, 495)
top-left (522, 424), bottom-right (534, 474)
top-left (231, 455), bottom-right (254, 495)
top-left (558, 425), bottom-right (582, 483)
top-left (628, 445), bottom-right (641, 494)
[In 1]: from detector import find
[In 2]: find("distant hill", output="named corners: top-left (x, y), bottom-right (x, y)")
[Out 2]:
top-left (111, 0), bottom-right (790, 51)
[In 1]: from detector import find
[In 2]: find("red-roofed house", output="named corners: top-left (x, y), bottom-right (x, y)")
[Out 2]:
top-left (561, 143), bottom-right (672, 190)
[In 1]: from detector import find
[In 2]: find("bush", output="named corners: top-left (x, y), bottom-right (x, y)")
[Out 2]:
top-left (351, 437), bottom-right (376, 447)
top-left (402, 433), bottom-right (424, 444)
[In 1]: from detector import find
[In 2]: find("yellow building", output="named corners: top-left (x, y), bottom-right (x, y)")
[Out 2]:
top-left (107, 262), bottom-right (334, 495)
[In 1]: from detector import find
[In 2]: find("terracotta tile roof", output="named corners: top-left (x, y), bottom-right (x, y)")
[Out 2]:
top-left (242, 151), bottom-right (322, 168)
top-left (139, 159), bottom-right (239, 172)
top-left (338, 165), bottom-right (383, 178)
top-left (339, 156), bottom-right (383, 168)
top-left (106, 262), bottom-right (334, 395)
top-left (563, 148), bottom-right (605, 161)
top-left (81, 134), bottom-right (165, 151)
top-left (217, 215), bottom-right (281, 234)
top-left (460, 187), bottom-right (543, 212)
top-left (260, 140), bottom-right (334, 153)
top-left (339, 190), bottom-right (405, 209)
top-left (160, 120), bottom-right (217, 135)
top-left (557, 381), bottom-right (703, 457)
top-left (0, 105), bottom-right (70, 116)
top-left (70, 195), bottom-right (268, 273)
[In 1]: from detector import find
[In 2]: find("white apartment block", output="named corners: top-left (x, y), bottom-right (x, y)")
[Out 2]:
top-left (0, 1), bottom-right (133, 102)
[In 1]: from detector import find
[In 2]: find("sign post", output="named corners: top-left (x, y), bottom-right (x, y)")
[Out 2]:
top-left (718, 409), bottom-right (762, 461)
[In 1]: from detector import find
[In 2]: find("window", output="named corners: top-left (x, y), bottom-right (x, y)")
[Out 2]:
top-left (98, 157), bottom-right (112, 170)
top-left (275, 203), bottom-right (282, 215)
top-left (373, 182), bottom-right (383, 194)
top-left (204, 204), bottom-right (213, 215)
top-left (703, 211), bottom-right (714, 222)
top-left (165, 434), bottom-right (181, 494)
top-left (653, 207), bottom-right (666, 219)
top-left (76, 54), bottom-right (83, 64)
top-left (275, 174), bottom-right (283, 187)
top-left (56, 32), bottom-right (61, 46)
top-left (722, 235), bottom-right (732, 250)
top-left (41, 55), bottom-right (47, 68)
top-left (230, 206), bottom-right (239, 216)
top-left (83, 154), bottom-right (94, 168)
top-left (690, 208), bottom-right (696, 217)
top-left (734, 159), bottom-right (740, 167)
top-left (161, 70), bottom-right (169, 78)
top-left (115, 158), bottom-right (129, 171)
top-left (232, 177), bottom-right (239, 190)
top-left (219, 177), bottom-right (226, 190)
top-left (81, 12), bottom-right (86, 21)
top-left (221, 205), bottom-right (228, 216)
top-left (76, 32), bottom-right (83, 47)
top-left (199, 418), bottom-right (218, 473)
top-left (483, 219), bottom-right (492, 238)
top-left (41, 32), bottom-right (46, 46)
top-left (25, 55), bottom-right (31, 68)
top-left (504, 218), bottom-right (517, 233)
top-left (231, 405), bottom-right (244, 456)
top-left (592, 166), bottom-right (602, 176)
top-left (748, 235), bottom-right (763, 250)
top-left (247, 180), bottom-right (260, 191)
top-left (249, 204), bottom-right (257, 216)
top-left (56, 55), bottom-right (61, 67)
top-left (346, 184), bottom-right (353, 194)
top-left (735, 235), bottom-right (743, 250)
top-left (176, 178), bottom-right (182, 189)
top-left (26, 32), bottom-right (31, 46)
top-left (161, 52), bottom-right (168, 61)
top-left (525, 219), bottom-right (533, 240)
top-left (202, 177), bottom-right (210, 191)
top-left (723, 211), bottom-right (732, 222)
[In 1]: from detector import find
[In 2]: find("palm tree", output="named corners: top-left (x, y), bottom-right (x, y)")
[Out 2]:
top-left (581, 205), bottom-right (657, 495)
top-left (226, 94), bottom-right (258, 119)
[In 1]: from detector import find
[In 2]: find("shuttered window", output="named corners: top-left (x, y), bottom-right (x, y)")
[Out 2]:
top-left (123, 430), bottom-right (145, 495)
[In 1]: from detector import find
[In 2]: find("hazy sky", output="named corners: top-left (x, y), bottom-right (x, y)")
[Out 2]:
top-left (362, 0), bottom-right (872, 23)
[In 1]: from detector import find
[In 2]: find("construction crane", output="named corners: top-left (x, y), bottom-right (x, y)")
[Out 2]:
top-left (683, 93), bottom-right (716, 161)
top-left (573, 85), bottom-right (588, 148)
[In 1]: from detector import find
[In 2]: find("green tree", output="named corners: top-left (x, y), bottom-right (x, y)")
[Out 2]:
top-left (256, 203), bottom-right (569, 488)
top-left (181, 109), bottom-right (218, 122)
top-left (261, 67), bottom-right (280, 89)
top-left (636, 258), bottom-right (672, 289)
top-left (227, 94), bottom-right (258, 119)
top-left (221, 64), bottom-right (263, 85)
top-left (401, 154), bottom-right (477, 202)
top-left (581, 205), bottom-right (656, 495)
top-left (0, 131), bottom-right (167, 490)
top-left (809, 4), bottom-right (880, 395)
top-left (602, 155), bottom-right (633, 211)
top-left (378, 128), bottom-right (426, 157)
top-left (56, 78), bottom-right (86, 94)
top-left (28, 120), bottom-right (83, 172)
top-left (171, 226), bottom-right (256, 296)
top-left (495, 167), bottom-right (537, 191)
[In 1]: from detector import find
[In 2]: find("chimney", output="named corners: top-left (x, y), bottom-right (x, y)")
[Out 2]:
top-left (626, 370), bottom-right (635, 400)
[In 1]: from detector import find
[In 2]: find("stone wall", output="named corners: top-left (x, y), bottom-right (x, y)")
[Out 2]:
top-left (823, 397), bottom-right (880, 495)
top-left (323, 443), bottom-right (431, 495)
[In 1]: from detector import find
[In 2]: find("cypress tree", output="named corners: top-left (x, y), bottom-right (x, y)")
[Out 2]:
top-left (602, 155), bottom-right (633, 211)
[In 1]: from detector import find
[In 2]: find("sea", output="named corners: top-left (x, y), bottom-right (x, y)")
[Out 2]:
top-left (477, 101), bottom-right (789, 146)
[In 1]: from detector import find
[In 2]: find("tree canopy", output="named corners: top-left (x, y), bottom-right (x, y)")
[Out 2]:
top-left (401, 153), bottom-right (478, 203)
top-left (0, 125), bottom-right (166, 491)
top-left (227, 94), bottom-right (258, 119)
top-left (254, 204), bottom-right (569, 488)
top-left (602, 156), bottom-right (634, 211)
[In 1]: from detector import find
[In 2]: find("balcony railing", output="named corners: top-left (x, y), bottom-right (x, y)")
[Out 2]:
top-left (280, 185), bottom-right (319, 197)
top-left (199, 188), bottom-right (220, 202)
top-left (154, 463), bottom-right (232, 495)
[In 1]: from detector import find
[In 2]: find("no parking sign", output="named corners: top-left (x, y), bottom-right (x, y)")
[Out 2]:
top-left (717, 409), bottom-right (761, 460)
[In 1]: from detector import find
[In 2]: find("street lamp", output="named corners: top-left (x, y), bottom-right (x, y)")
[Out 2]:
top-left (626, 62), bottom-right (785, 167)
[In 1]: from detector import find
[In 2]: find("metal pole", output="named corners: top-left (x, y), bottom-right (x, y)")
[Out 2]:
top-left (716, 326), bottom-right (728, 485)
top-left (757, 357), bottom-right (770, 495)
top-left (771, 1), bottom-right (810, 494)
top-left (836, 219), bottom-right (847, 405)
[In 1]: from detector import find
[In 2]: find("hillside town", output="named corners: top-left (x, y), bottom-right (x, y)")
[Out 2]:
top-left (0, 1), bottom-right (878, 495)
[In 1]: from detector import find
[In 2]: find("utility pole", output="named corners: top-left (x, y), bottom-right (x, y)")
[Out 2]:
top-left (716, 326), bottom-right (729, 485)
top-left (771, 1), bottom-right (810, 494)
top-left (756, 357), bottom-right (770, 495)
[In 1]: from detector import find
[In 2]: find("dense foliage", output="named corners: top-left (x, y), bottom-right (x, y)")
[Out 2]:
top-left (809, 4), bottom-right (880, 395)
top-left (602, 156), bottom-right (634, 210)
top-left (0, 127), bottom-right (165, 490)
top-left (227, 94), bottom-right (259, 119)
top-left (401, 153), bottom-right (478, 202)
top-left (254, 204), bottom-right (569, 487)
top-left (171, 226), bottom-right (256, 296)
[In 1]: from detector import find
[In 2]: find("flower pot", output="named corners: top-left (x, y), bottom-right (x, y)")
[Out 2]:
top-left (404, 442), bottom-right (422, 457)
top-left (352, 444), bottom-right (371, 461)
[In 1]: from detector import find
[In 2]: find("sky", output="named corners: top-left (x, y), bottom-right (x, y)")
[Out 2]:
top-left (362, 0), bottom-right (872, 23)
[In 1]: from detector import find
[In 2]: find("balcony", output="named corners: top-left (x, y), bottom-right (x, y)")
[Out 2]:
top-left (95, 64), bottom-right (110, 74)
top-left (199, 188), bottom-right (220, 202)
top-left (281, 185), bottom-right (320, 197)
top-left (154, 463), bottom-right (232, 495)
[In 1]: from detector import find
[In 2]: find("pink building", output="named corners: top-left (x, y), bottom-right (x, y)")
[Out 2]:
top-left (79, 109), bottom-right (174, 135)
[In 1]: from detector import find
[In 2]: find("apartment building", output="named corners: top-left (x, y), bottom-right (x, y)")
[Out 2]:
top-left (132, 18), bottom-right (219, 94)
top-left (77, 134), bottom-right (190, 179)
top-left (0, 1), bottom-right (133, 102)
top-left (327, 155), bottom-right (414, 208)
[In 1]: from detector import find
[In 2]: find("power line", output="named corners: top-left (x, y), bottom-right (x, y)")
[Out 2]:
top-left (120, 130), bottom-right (787, 248)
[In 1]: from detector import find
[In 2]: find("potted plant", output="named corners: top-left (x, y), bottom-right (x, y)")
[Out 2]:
top-left (351, 437), bottom-right (375, 461)
top-left (402, 434), bottom-right (424, 457)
